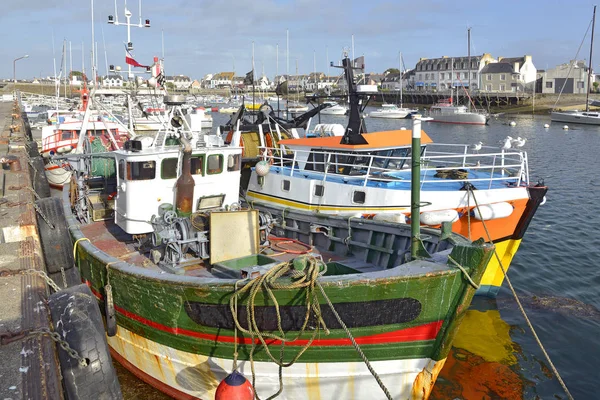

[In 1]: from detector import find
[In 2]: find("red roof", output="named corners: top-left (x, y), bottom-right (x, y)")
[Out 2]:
top-left (279, 129), bottom-right (433, 150)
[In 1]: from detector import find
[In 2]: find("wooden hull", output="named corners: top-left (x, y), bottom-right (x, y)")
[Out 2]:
top-left (108, 324), bottom-right (445, 399)
top-left (63, 188), bottom-right (493, 399)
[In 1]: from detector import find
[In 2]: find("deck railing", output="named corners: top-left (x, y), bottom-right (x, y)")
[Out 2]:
top-left (260, 143), bottom-right (529, 190)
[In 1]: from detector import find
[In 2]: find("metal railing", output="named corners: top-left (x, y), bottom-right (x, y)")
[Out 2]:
top-left (261, 143), bottom-right (529, 190)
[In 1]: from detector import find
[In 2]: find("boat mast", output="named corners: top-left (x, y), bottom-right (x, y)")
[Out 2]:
top-left (410, 118), bottom-right (422, 260)
top-left (467, 27), bottom-right (471, 110)
top-left (587, 5), bottom-right (596, 113)
top-left (451, 57), bottom-right (454, 104)
top-left (399, 51), bottom-right (403, 108)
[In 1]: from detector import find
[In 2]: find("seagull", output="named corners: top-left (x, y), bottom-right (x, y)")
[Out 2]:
top-left (470, 141), bottom-right (483, 153)
top-left (512, 137), bottom-right (527, 147)
top-left (501, 137), bottom-right (512, 150)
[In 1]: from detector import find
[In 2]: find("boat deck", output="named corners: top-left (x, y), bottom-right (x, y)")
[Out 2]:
top-left (79, 219), bottom-right (351, 277)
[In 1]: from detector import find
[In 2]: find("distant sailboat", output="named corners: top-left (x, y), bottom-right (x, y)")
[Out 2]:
top-left (551, 6), bottom-right (600, 125)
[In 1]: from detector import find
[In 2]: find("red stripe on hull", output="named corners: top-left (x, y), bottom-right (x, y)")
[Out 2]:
top-left (109, 347), bottom-right (200, 400)
top-left (87, 282), bottom-right (443, 346)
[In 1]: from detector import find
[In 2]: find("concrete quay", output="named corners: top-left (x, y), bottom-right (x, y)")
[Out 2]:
top-left (0, 99), bottom-right (63, 400)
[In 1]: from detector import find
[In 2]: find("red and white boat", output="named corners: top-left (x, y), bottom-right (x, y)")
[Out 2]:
top-left (40, 88), bottom-right (131, 188)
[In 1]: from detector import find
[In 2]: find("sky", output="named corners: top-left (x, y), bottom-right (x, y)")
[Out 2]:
top-left (1, 0), bottom-right (599, 80)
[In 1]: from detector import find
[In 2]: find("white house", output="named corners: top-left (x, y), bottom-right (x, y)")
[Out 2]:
top-left (414, 53), bottom-right (496, 92)
top-left (102, 75), bottom-right (124, 87)
top-left (210, 72), bottom-right (234, 88)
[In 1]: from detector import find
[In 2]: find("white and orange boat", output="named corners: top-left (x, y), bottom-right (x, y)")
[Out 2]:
top-left (245, 55), bottom-right (547, 297)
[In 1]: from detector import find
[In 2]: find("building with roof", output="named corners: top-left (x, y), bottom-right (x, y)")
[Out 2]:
top-left (538, 60), bottom-right (589, 94)
top-left (165, 75), bottom-right (191, 89)
top-left (480, 55), bottom-right (536, 92)
top-left (210, 72), bottom-right (234, 88)
top-left (414, 53), bottom-right (496, 92)
top-left (102, 74), bottom-right (124, 87)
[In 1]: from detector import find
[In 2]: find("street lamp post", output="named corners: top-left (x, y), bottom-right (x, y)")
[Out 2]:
top-left (13, 55), bottom-right (29, 91)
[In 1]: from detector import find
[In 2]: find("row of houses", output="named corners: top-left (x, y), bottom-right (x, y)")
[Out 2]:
top-left (381, 54), bottom-right (592, 95)
top-left (15, 56), bottom-right (594, 95)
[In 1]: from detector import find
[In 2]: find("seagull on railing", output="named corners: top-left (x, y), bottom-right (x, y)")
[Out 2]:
top-left (470, 141), bottom-right (483, 153)
top-left (501, 137), bottom-right (512, 150)
top-left (512, 137), bottom-right (527, 147)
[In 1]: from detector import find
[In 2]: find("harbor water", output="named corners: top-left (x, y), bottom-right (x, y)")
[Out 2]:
top-left (113, 108), bottom-right (600, 399)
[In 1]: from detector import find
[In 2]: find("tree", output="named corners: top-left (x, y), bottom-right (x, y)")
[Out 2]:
top-left (593, 81), bottom-right (599, 93)
top-left (166, 82), bottom-right (176, 90)
top-left (384, 68), bottom-right (400, 75)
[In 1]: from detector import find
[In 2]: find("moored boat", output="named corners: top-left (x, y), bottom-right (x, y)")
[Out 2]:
top-left (62, 125), bottom-right (494, 400)
top-left (245, 55), bottom-right (547, 297)
top-left (428, 98), bottom-right (489, 125)
top-left (320, 101), bottom-right (348, 115)
top-left (368, 103), bottom-right (416, 119)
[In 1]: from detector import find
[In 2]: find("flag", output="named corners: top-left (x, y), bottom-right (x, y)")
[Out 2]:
top-left (125, 45), bottom-right (148, 68)
top-left (243, 70), bottom-right (254, 86)
top-left (352, 56), bottom-right (365, 73)
top-left (156, 72), bottom-right (166, 87)
top-left (275, 80), bottom-right (288, 96)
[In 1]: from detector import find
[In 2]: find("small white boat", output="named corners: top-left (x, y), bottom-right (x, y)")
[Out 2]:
top-left (428, 99), bottom-right (489, 125)
top-left (368, 104), bottom-right (416, 119)
top-left (321, 101), bottom-right (348, 115)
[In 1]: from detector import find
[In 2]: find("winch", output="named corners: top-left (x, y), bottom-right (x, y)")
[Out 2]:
top-left (148, 204), bottom-right (273, 273)
top-left (149, 205), bottom-right (210, 271)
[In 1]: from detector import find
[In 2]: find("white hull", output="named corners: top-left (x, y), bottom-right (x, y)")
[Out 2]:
top-left (369, 111), bottom-right (410, 119)
top-left (109, 325), bottom-right (438, 400)
top-left (550, 111), bottom-right (600, 125)
top-left (321, 108), bottom-right (347, 115)
top-left (247, 172), bottom-right (528, 216)
top-left (430, 112), bottom-right (488, 125)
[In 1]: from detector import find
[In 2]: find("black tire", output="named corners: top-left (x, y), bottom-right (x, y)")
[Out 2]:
top-left (49, 284), bottom-right (122, 400)
top-left (29, 156), bottom-right (51, 198)
top-left (35, 197), bottom-right (75, 274)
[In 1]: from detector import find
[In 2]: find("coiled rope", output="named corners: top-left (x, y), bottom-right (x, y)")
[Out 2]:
top-left (466, 187), bottom-right (573, 400)
top-left (229, 256), bottom-right (392, 400)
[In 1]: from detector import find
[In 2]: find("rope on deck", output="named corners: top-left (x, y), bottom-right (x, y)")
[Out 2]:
top-left (467, 187), bottom-right (574, 400)
top-left (229, 257), bottom-right (392, 400)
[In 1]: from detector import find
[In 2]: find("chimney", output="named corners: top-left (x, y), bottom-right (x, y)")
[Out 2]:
top-left (525, 55), bottom-right (532, 62)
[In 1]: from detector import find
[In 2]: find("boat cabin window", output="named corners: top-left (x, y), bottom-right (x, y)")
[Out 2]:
top-left (161, 158), bottom-right (178, 179)
top-left (118, 160), bottom-right (125, 180)
top-left (61, 130), bottom-right (75, 140)
top-left (227, 154), bottom-right (241, 172)
top-left (191, 155), bottom-right (204, 175)
top-left (306, 151), bottom-right (326, 172)
top-left (314, 184), bottom-right (324, 197)
top-left (353, 191), bottom-right (366, 204)
top-left (282, 180), bottom-right (291, 191)
top-left (126, 160), bottom-right (156, 181)
top-left (207, 154), bottom-right (223, 175)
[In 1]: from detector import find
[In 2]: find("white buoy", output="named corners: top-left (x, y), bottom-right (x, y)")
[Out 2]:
top-left (563, 125), bottom-right (569, 130)
top-left (509, 121), bottom-right (516, 127)
top-left (543, 123), bottom-right (550, 128)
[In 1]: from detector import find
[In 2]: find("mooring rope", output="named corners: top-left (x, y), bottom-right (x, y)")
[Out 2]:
top-left (467, 187), bottom-right (574, 400)
top-left (229, 256), bottom-right (392, 400)
top-left (72, 237), bottom-right (90, 261)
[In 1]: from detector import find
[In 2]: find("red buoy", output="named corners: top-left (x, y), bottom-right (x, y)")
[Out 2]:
top-left (215, 370), bottom-right (254, 400)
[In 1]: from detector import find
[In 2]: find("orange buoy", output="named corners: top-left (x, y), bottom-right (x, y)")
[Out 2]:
top-left (215, 370), bottom-right (254, 400)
